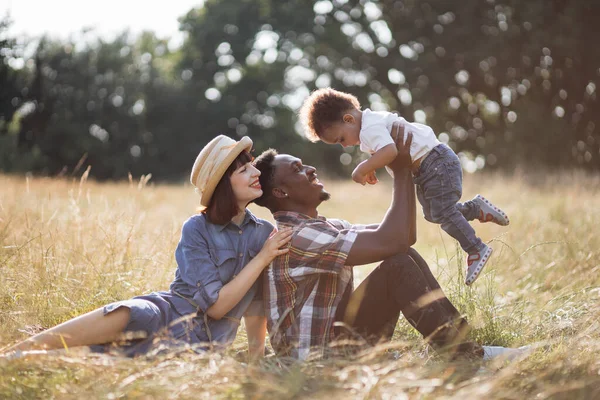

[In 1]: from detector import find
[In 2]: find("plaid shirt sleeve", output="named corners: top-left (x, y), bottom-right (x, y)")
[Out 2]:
top-left (288, 220), bottom-right (357, 275)
top-left (328, 219), bottom-right (370, 231)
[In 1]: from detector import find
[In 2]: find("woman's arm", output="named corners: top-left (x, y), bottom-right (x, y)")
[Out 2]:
top-left (244, 315), bottom-right (267, 359)
top-left (206, 229), bottom-right (292, 320)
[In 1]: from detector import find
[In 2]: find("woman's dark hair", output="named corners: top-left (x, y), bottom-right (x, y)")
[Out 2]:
top-left (202, 150), bottom-right (253, 225)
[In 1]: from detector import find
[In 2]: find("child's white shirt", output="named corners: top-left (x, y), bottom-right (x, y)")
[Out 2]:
top-left (359, 109), bottom-right (440, 162)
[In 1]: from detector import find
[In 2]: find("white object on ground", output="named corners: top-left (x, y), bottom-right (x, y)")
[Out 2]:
top-left (482, 345), bottom-right (530, 361)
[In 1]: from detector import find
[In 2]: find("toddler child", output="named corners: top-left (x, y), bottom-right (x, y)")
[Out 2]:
top-left (299, 88), bottom-right (509, 285)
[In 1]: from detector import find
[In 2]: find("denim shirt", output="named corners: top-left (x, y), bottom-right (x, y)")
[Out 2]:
top-left (169, 209), bottom-right (273, 346)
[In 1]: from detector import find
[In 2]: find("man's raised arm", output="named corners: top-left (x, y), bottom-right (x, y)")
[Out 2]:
top-left (345, 122), bottom-right (416, 266)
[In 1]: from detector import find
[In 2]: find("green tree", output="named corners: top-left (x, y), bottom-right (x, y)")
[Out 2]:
top-left (15, 32), bottom-right (183, 179)
top-left (0, 17), bottom-right (22, 135)
top-left (265, 0), bottom-right (599, 170)
top-left (2, 1), bottom-right (598, 180)
top-left (0, 17), bottom-right (28, 171)
top-left (175, 0), bottom-right (347, 175)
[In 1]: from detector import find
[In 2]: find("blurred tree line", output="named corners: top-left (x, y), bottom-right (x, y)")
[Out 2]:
top-left (0, 0), bottom-right (598, 181)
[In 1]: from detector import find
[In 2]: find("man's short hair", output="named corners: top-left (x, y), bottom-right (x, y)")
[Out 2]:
top-left (298, 88), bottom-right (361, 142)
top-left (253, 148), bottom-right (278, 208)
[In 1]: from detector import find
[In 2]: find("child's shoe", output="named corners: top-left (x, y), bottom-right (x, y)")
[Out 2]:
top-left (465, 244), bottom-right (493, 285)
top-left (474, 195), bottom-right (509, 226)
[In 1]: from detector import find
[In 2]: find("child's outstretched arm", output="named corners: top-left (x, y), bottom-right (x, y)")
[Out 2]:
top-left (352, 144), bottom-right (398, 184)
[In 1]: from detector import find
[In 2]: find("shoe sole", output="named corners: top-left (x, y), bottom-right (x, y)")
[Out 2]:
top-left (476, 195), bottom-right (510, 226)
top-left (465, 246), bottom-right (493, 286)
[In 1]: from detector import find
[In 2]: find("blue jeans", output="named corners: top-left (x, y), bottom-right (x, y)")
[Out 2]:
top-left (413, 144), bottom-right (484, 254)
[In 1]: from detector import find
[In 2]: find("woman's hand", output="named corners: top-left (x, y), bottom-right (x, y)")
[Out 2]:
top-left (206, 227), bottom-right (292, 320)
top-left (257, 228), bottom-right (293, 264)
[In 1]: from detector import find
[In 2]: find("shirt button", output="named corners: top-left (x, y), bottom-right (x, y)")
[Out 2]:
top-left (239, 253), bottom-right (243, 258)
top-left (238, 230), bottom-right (243, 234)
top-left (196, 282), bottom-right (201, 287)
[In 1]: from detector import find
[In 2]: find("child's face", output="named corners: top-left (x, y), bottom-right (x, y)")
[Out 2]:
top-left (320, 114), bottom-right (361, 148)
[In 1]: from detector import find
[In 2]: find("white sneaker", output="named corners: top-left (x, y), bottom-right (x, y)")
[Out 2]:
top-left (482, 345), bottom-right (530, 361)
top-left (474, 195), bottom-right (510, 226)
top-left (465, 244), bottom-right (493, 286)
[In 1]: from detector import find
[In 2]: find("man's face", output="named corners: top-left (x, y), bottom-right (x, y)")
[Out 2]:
top-left (271, 154), bottom-right (330, 208)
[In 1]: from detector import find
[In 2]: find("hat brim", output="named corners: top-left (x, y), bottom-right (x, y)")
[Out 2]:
top-left (200, 136), bottom-right (253, 207)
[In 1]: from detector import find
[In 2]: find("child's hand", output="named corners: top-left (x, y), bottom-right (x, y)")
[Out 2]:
top-left (352, 166), bottom-right (368, 185)
top-left (365, 171), bottom-right (379, 185)
top-left (257, 228), bottom-right (293, 264)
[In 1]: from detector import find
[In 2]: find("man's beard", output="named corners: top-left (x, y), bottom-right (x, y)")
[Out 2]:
top-left (319, 191), bottom-right (331, 201)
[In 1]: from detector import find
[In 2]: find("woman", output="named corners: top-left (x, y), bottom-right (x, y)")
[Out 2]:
top-left (5, 135), bottom-right (292, 358)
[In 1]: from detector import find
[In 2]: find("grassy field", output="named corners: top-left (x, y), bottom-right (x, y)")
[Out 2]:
top-left (1, 170), bottom-right (599, 399)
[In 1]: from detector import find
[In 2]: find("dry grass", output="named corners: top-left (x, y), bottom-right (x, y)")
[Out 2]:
top-left (1, 170), bottom-right (599, 399)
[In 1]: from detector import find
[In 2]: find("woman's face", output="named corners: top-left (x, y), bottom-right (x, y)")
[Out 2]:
top-left (230, 161), bottom-right (262, 206)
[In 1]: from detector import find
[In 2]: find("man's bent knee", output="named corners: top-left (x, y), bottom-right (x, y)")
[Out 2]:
top-left (380, 251), bottom-right (414, 270)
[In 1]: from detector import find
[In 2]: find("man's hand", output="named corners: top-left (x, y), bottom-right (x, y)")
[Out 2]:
top-left (388, 121), bottom-right (413, 172)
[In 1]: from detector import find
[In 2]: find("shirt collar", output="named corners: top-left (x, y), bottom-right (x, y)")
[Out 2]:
top-left (246, 210), bottom-right (263, 226)
top-left (214, 209), bottom-right (263, 232)
top-left (273, 211), bottom-right (326, 224)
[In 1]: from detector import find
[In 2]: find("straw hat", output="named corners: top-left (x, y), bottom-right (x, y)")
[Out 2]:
top-left (190, 135), bottom-right (253, 207)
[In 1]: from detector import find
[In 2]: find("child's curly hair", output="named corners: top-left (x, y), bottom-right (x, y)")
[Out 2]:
top-left (298, 88), bottom-right (361, 142)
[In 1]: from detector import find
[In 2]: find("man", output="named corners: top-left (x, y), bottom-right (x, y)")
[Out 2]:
top-left (253, 123), bottom-right (483, 361)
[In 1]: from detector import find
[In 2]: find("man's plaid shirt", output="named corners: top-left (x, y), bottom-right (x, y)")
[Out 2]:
top-left (264, 211), bottom-right (360, 360)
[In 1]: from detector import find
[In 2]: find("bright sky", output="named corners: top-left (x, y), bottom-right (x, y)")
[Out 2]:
top-left (1, 0), bottom-right (204, 43)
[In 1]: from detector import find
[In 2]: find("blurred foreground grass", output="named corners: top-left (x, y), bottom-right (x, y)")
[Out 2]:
top-left (1, 170), bottom-right (599, 399)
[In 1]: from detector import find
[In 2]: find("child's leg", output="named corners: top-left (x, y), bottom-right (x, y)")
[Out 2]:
top-left (456, 199), bottom-right (480, 221)
top-left (461, 195), bottom-right (510, 226)
top-left (435, 203), bottom-right (484, 254)
top-left (451, 164), bottom-right (509, 225)
top-left (414, 155), bottom-right (484, 254)
top-left (445, 158), bottom-right (481, 222)
top-left (415, 184), bottom-right (432, 222)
